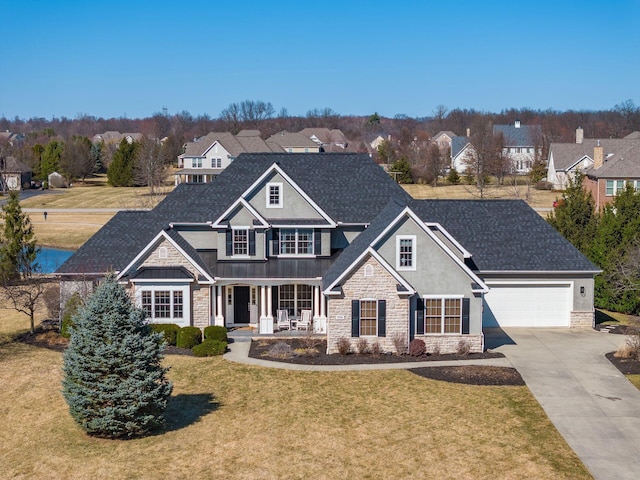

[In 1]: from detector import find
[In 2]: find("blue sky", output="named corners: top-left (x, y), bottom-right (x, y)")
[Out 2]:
top-left (2, 0), bottom-right (639, 119)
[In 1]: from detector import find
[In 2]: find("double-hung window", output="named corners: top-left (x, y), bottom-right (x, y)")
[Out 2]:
top-left (396, 235), bottom-right (416, 270)
top-left (212, 157), bottom-right (222, 169)
top-left (140, 288), bottom-right (186, 323)
top-left (233, 228), bottom-right (249, 256)
top-left (192, 158), bottom-right (202, 168)
top-left (359, 299), bottom-right (377, 336)
top-left (279, 229), bottom-right (313, 255)
top-left (266, 182), bottom-right (283, 208)
top-left (423, 297), bottom-right (462, 334)
top-left (278, 284), bottom-right (312, 316)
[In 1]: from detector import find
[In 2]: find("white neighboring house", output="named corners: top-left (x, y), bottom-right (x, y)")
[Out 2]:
top-left (176, 130), bottom-right (276, 185)
top-left (431, 131), bottom-right (457, 152)
top-left (493, 120), bottom-right (543, 174)
top-left (450, 136), bottom-right (474, 172)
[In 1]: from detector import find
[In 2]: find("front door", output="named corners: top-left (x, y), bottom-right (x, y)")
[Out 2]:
top-left (233, 286), bottom-right (250, 324)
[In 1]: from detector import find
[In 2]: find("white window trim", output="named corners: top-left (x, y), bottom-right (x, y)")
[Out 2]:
top-left (278, 228), bottom-right (314, 257)
top-left (212, 157), bottom-right (222, 169)
top-left (278, 284), bottom-right (313, 316)
top-left (135, 284), bottom-right (190, 327)
top-left (359, 298), bottom-right (378, 338)
top-left (232, 226), bottom-right (250, 258)
top-left (192, 157), bottom-right (203, 169)
top-left (396, 235), bottom-right (417, 271)
top-left (422, 295), bottom-right (463, 335)
top-left (266, 182), bottom-right (283, 208)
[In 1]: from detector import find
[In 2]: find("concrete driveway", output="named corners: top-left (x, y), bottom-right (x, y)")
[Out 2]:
top-left (488, 328), bottom-right (640, 480)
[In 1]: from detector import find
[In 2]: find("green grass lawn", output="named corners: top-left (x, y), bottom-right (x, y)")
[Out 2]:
top-left (0, 312), bottom-right (591, 480)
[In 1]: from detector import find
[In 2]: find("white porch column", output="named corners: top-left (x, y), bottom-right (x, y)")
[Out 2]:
top-left (215, 285), bottom-right (224, 326)
top-left (260, 285), bottom-right (267, 321)
top-left (314, 286), bottom-right (320, 318)
top-left (320, 291), bottom-right (326, 318)
top-left (315, 288), bottom-right (327, 334)
top-left (266, 285), bottom-right (273, 320)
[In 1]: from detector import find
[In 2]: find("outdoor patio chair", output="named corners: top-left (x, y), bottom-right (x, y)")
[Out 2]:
top-left (297, 310), bottom-right (312, 331)
top-left (277, 309), bottom-right (290, 330)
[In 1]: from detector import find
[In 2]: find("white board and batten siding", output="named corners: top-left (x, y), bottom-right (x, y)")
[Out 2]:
top-left (482, 282), bottom-right (572, 328)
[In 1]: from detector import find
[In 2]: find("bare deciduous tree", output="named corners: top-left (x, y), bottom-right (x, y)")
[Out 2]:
top-left (134, 136), bottom-right (169, 196)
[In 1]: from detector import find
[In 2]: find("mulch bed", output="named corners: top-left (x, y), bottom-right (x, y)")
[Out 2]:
top-left (249, 338), bottom-right (524, 385)
top-left (605, 352), bottom-right (640, 375)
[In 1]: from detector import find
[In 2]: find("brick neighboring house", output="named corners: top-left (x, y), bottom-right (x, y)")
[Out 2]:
top-left (0, 155), bottom-right (32, 191)
top-left (582, 140), bottom-right (640, 209)
top-left (57, 153), bottom-right (598, 355)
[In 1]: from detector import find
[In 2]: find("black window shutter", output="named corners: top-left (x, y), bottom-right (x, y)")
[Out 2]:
top-left (314, 229), bottom-right (322, 255)
top-left (226, 229), bottom-right (232, 256)
top-left (271, 286), bottom-right (278, 317)
top-left (351, 300), bottom-right (360, 337)
top-left (416, 297), bottom-right (425, 335)
top-left (462, 298), bottom-right (470, 334)
top-left (272, 228), bottom-right (279, 256)
top-left (249, 230), bottom-right (256, 256)
top-left (377, 300), bottom-right (386, 337)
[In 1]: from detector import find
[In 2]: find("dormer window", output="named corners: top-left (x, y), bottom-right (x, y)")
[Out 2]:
top-left (396, 235), bottom-right (416, 271)
top-left (267, 182), bottom-right (283, 208)
top-left (233, 228), bottom-right (249, 256)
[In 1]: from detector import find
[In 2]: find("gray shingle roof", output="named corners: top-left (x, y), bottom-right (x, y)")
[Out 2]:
top-left (493, 124), bottom-right (542, 147)
top-left (0, 156), bottom-right (32, 173)
top-left (549, 138), bottom-right (639, 172)
top-left (266, 131), bottom-right (319, 149)
top-left (584, 142), bottom-right (640, 179)
top-left (451, 136), bottom-right (470, 158)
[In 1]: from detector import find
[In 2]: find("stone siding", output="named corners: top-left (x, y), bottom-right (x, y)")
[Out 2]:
top-left (327, 255), bottom-right (409, 354)
top-left (139, 239), bottom-right (200, 277)
top-left (192, 287), bottom-right (211, 329)
top-left (570, 311), bottom-right (594, 328)
top-left (415, 334), bottom-right (483, 354)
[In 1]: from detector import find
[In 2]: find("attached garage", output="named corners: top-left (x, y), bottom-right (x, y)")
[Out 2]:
top-left (482, 283), bottom-right (572, 328)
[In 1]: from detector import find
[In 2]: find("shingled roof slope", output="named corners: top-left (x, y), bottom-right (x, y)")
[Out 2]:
top-left (409, 199), bottom-right (598, 272)
top-left (549, 138), bottom-right (638, 171)
top-left (154, 153), bottom-right (411, 224)
top-left (56, 211), bottom-right (168, 274)
top-left (493, 124), bottom-right (542, 147)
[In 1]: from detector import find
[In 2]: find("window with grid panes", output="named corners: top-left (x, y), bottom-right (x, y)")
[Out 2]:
top-left (233, 229), bottom-right (248, 256)
top-left (360, 300), bottom-right (377, 336)
top-left (173, 291), bottom-right (183, 318)
top-left (154, 291), bottom-right (171, 318)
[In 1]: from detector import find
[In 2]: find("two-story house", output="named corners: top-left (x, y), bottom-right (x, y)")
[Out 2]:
top-left (175, 130), bottom-right (276, 184)
top-left (57, 153), bottom-right (598, 355)
top-left (266, 131), bottom-right (320, 153)
top-left (493, 121), bottom-right (543, 174)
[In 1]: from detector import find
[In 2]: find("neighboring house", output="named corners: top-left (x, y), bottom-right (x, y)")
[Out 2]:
top-left (57, 153), bottom-right (598, 355)
top-left (369, 135), bottom-right (387, 151)
top-left (450, 136), bottom-right (474, 172)
top-left (431, 131), bottom-right (457, 151)
top-left (0, 130), bottom-right (25, 146)
top-left (582, 140), bottom-right (640, 209)
top-left (266, 131), bottom-right (320, 153)
top-left (546, 127), bottom-right (640, 197)
top-left (299, 128), bottom-right (349, 151)
top-left (92, 131), bottom-right (143, 145)
top-left (175, 130), bottom-right (276, 185)
top-left (493, 120), bottom-right (543, 174)
top-left (0, 155), bottom-right (32, 191)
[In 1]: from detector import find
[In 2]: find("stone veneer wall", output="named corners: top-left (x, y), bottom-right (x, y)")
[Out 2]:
top-left (570, 311), bottom-right (594, 328)
top-left (139, 238), bottom-right (200, 277)
top-left (192, 287), bottom-right (210, 329)
top-left (414, 334), bottom-right (483, 354)
top-left (327, 255), bottom-right (409, 354)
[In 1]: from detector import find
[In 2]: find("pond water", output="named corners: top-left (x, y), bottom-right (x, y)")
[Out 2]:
top-left (37, 247), bottom-right (74, 273)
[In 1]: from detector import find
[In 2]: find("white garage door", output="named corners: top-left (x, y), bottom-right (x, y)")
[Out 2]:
top-left (482, 283), bottom-right (571, 328)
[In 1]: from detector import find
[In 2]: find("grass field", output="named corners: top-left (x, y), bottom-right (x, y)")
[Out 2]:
top-left (0, 312), bottom-right (591, 480)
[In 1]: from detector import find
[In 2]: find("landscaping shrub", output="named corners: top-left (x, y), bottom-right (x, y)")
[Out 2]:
top-left (457, 339), bottom-right (471, 357)
top-left (177, 326), bottom-right (202, 349)
top-left (149, 324), bottom-right (180, 346)
top-left (409, 338), bottom-right (426, 357)
top-left (446, 168), bottom-right (460, 185)
top-left (392, 333), bottom-right (407, 355)
top-left (336, 337), bottom-right (351, 355)
top-left (204, 325), bottom-right (228, 342)
top-left (370, 341), bottom-right (383, 356)
top-left (60, 293), bottom-right (82, 339)
top-left (267, 341), bottom-right (293, 359)
top-left (192, 339), bottom-right (227, 357)
top-left (356, 337), bottom-right (369, 354)
top-left (431, 344), bottom-right (441, 356)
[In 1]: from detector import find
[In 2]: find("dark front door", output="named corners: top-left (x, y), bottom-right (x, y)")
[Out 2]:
top-left (234, 286), bottom-right (250, 324)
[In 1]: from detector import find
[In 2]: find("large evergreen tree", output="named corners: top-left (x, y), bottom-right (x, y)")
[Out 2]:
top-left (40, 140), bottom-right (63, 179)
top-left (107, 139), bottom-right (137, 186)
top-left (62, 275), bottom-right (173, 438)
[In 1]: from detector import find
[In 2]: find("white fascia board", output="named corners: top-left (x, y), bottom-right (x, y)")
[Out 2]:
top-left (202, 140), bottom-right (222, 157)
top-left (214, 278), bottom-right (323, 285)
top-left (479, 269), bottom-right (602, 275)
top-left (424, 222), bottom-right (471, 258)
top-left (370, 207), bottom-right (488, 292)
top-left (116, 230), bottom-right (215, 283)
top-left (211, 198), bottom-right (269, 228)
top-left (323, 247), bottom-right (416, 296)
top-left (566, 155), bottom-right (592, 172)
top-left (130, 278), bottom-right (194, 284)
top-left (240, 163), bottom-right (337, 227)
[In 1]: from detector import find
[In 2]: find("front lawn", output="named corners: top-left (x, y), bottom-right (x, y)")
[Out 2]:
top-left (0, 313), bottom-right (591, 479)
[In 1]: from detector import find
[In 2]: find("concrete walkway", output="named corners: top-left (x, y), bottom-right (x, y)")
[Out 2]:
top-left (491, 328), bottom-right (640, 480)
